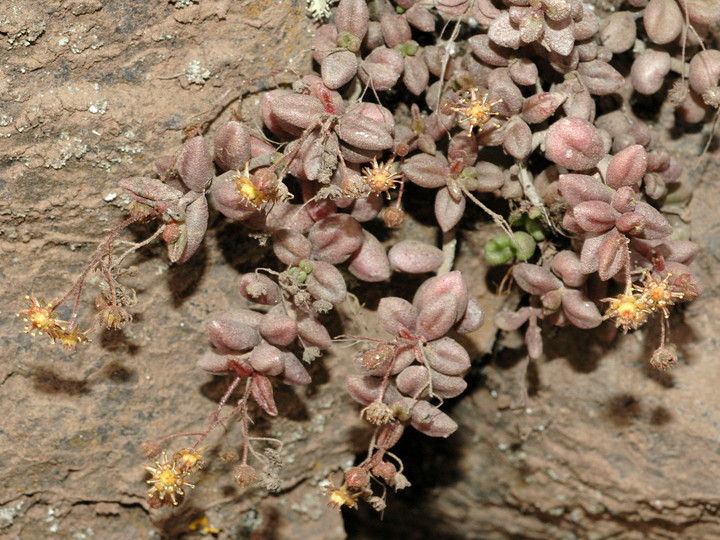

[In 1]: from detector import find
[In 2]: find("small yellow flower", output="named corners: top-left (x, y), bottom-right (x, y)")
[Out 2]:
top-left (449, 88), bottom-right (502, 135)
top-left (324, 477), bottom-right (360, 511)
top-left (359, 157), bottom-right (402, 199)
top-left (188, 516), bottom-right (220, 536)
top-left (635, 272), bottom-right (685, 319)
top-left (601, 281), bottom-right (650, 333)
top-left (172, 447), bottom-right (204, 473)
top-left (55, 326), bottom-right (90, 352)
top-left (17, 294), bottom-right (64, 338)
top-left (146, 451), bottom-right (195, 507)
top-left (233, 163), bottom-right (268, 209)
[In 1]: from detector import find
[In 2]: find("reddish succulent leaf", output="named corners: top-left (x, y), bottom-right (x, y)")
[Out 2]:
top-left (572, 200), bottom-right (619, 233)
top-left (512, 263), bottom-right (563, 295)
top-left (562, 289), bottom-right (603, 329)
top-left (597, 229), bottom-right (628, 281)
top-left (251, 373), bottom-right (278, 416)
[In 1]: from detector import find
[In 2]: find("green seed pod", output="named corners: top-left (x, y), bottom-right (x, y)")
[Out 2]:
top-left (336, 30), bottom-right (362, 52)
top-left (527, 206), bottom-right (543, 221)
top-left (525, 218), bottom-right (545, 241)
top-left (509, 231), bottom-right (537, 261)
top-left (485, 234), bottom-right (515, 265)
top-left (299, 259), bottom-right (313, 274)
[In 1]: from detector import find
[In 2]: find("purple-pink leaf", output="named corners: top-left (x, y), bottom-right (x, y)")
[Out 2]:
top-left (347, 230), bottom-right (391, 282)
top-left (209, 310), bottom-right (262, 351)
top-left (597, 229), bottom-right (628, 281)
top-left (512, 264), bottom-right (563, 295)
top-left (377, 297), bottom-right (418, 336)
top-left (413, 271), bottom-right (469, 323)
top-left (562, 289), bottom-right (603, 329)
top-left (558, 173), bottom-right (613, 206)
top-left (572, 200), bottom-right (619, 233)
top-left (417, 293), bottom-right (459, 341)
top-left (427, 337), bottom-right (471, 376)
top-left (251, 373), bottom-right (278, 416)
top-left (455, 296), bottom-right (485, 333)
top-left (606, 144), bottom-right (648, 189)
top-left (402, 153), bottom-right (449, 188)
top-left (388, 240), bottom-right (444, 274)
top-left (410, 400), bottom-right (458, 438)
top-left (249, 343), bottom-right (286, 377)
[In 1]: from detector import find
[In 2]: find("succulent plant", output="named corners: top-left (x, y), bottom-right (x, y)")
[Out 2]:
top-left (20, 0), bottom-right (708, 515)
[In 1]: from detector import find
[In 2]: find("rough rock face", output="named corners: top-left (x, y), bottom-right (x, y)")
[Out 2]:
top-left (3, 1), bottom-right (720, 539)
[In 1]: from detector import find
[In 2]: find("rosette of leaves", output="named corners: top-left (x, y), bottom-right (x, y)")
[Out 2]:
top-left (197, 309), bottom-right (313, 416)
top-left (120, 134), bottom-right (213, 264)
top-left (401, 138), bottom-right (505, 232)
top-left (495, 255), bottom-right (602, 359)
top-left (558, 145), bottom-right (675, 281)
top-left (347, 271), bottom-right (484, 438)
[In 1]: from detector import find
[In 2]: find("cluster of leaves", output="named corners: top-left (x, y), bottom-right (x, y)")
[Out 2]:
top-left (20, 0), bottom-right (715, 515)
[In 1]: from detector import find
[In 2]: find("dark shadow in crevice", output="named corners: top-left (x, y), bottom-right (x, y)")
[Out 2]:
top-left (649, 406), bottom-right (673, 427)
top-left (604, 393), bottom-right (642, 427)
top-left (344, 419), bottom-right (468, 540)
top-left (102, 360), bottom-right (138, 384)
top-left (166, 243), bottom-right (208, 308)
top-left (30, 366), bottom-right (90, 396)
top-left (99, 327), bottom-right (141, 355)
top-left (545, 324), bottom-right (612, 374)
top-left (213, 216), bottom-right (275, 275)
